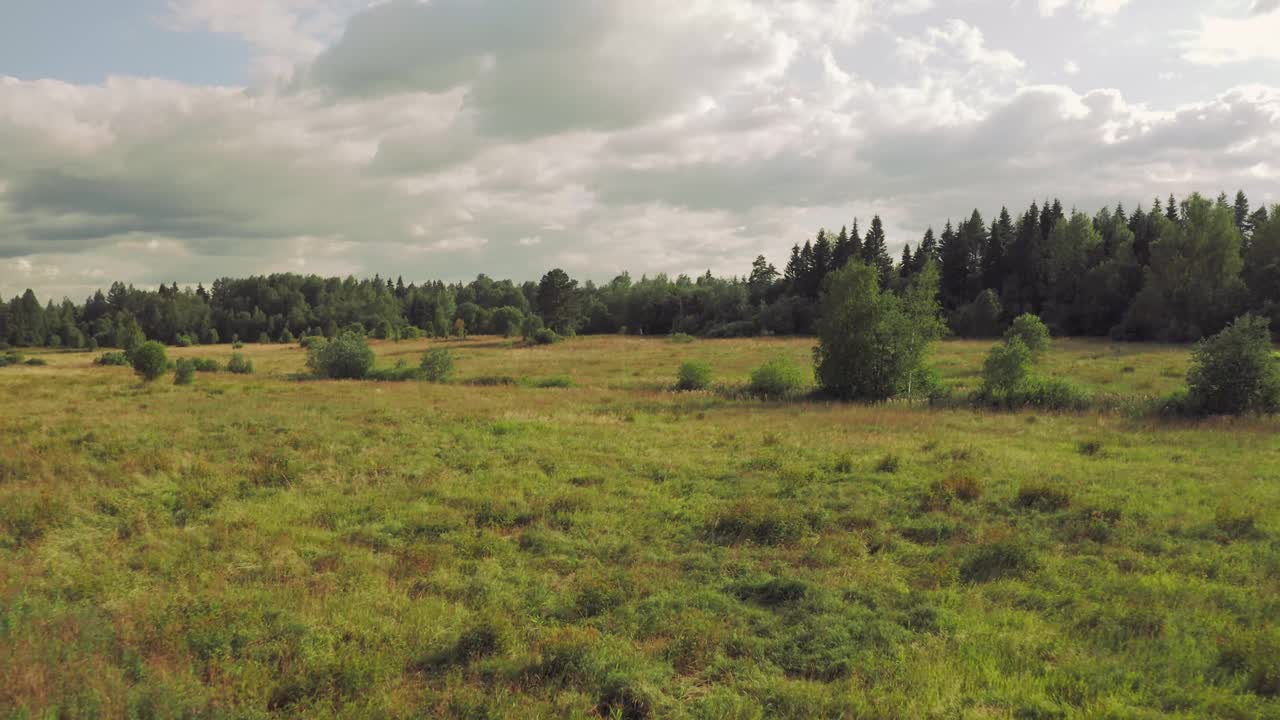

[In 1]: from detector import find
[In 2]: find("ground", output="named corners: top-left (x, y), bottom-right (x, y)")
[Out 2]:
top-left (1, 336), bottom-right (1277, 719)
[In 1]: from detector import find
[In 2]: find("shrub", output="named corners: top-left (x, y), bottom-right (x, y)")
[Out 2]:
top-left (191, 357), bottom-right (222, 373)
top-left (174, 359), bottom-right (196, 386)
top-left (675, 361), bottom-right (713, 391)
top-left (980, 337), bottom-right (1033, 400)
top-left (0, 352), bottom-right (22, 368)
top-left (1004, 314), bottom-right (1051, 357)
top-left (876, 454), bottom-right (900, 474)
top-left (308, 332), bottom-right (374, 379)
top-left (960, 542), bottom-right (1039, 583)
top-left (706, 500), bottom-right (819, 546)
top-left (466, 375), bottom-right (519, 387)
top-left (491, 307), bottom-right (525, 338)
top-left (175, 333), bottom-right (195, 348)
top-left (23, 358), bottom-right (48, 367)
top-left (1022, 377), bottom-right (1092, 411)
top-left (670, 333), bottom-right (696, 344)
top-left (95, 351), bottom-right (130, 367)
top-left (1016, 483), bottom-right (1070, 512)
top-left (299, 335), bottom-right (326, 350)
top-left (532, 328), bottom-right (561, 345)
top-left (232, 341), bottom-right (245, 350)
top-left (257, 333), bottom-right (271, 344)
top-left (130, 341), bottom-right (169, 381)
top-left (226, 353), bottom-right (254, 375)
top-left (814, 260), bottom-right (945, 401)
top-left (530, 375), bottom-right (574, 389)
top-left (419, 348), bottom-right (455, 382)
top-left (749, 357), bottom-right (808, 398)
top-left (1186, 314), bottom-right (1280, 416)
top-left (703, 320), bottom-right (757, 338)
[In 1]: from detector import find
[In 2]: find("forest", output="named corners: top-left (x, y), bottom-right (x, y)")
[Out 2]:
top-left (2, 191), bottom-right (1277, 349)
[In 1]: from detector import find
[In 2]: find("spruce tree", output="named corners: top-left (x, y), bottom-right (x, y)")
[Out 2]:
top-left (812, 230), bottom-right (833, 290)
top-left (833, 226), bottom-right (852, 270)
top-left (938, 220), bottom-right (968, 310)
top-left (984, 207), bottom-right (1014, 293)
top-left (900, 244), bottom-right (914, 279)
top-left (914, 228), bottom-right (938, 274)
top-left (1233, 191), bottom-right (1252, 251)
top-left (861, 216), bottom-right (894, 287)
top-left (1166, 194), bottom-right (1179, 221)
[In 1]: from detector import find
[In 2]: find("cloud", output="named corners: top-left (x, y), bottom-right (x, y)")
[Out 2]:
top-left (1184, 9), bottom-right (1280, 64)
top-left (2, 0), bottom-right (1279, 303)
top-left (304, 0), bottom-right (799, 138)
top-left (896, 20), bottom-right (1025, 73)
top-left (1037, 0), bottom-right (1130, 21)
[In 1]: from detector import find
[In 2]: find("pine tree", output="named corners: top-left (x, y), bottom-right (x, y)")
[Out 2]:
top-left (861, 216), bottom-right (894, 287)
top-left (900, 244), bottom-right (914, 279)
top-left (812, 230), bottom-right (833, 290)
top-left (799, 240), bottom-right (816, 297)
top-left (784, 244), bottom-right (803, 290)
top-left (1166, 194), bottom-right (1179, 222)
top-left (832, 226), bottom-right (853, 270)
top-left (938, 220), bottom-right (967, 310)
top-left (1233, 191), bottom-right (1252, 252)
top-left (914, 228), bottom-right (938, 274)
top-left (984, 207), bottom-right (1014, 293)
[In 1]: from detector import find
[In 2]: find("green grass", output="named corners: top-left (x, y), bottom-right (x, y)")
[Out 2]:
top-left (1, 336), bottom-right (1277, 718)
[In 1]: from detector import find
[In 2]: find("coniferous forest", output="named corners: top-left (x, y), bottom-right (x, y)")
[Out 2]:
top-left (3, 191), bottom-right (1277, 349)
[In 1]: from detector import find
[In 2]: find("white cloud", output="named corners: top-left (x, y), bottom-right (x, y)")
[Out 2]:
top-left (1184, 10), bottom-right (1280, 65)
top-left (1064, 60), bottom-right (1080, 75)
top-left (1037, 0), bottom-right (1130, 21)
top-left (2, 0), bottom-right (1280, 301)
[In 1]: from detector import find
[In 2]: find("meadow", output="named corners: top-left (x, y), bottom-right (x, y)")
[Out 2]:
top-left (1, 336), bottom-right (1277, 719)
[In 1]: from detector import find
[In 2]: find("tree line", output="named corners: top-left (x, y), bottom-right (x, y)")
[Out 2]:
top-left (2, 190), bottom-right (1277, 349)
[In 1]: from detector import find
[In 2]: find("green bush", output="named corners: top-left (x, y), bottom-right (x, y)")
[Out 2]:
top-left (749, 357), bottom-right (808, 398)
top-left (530, 375), bottom-right (574, 389)
top-left (675, 361), bottom-right (713, 391)
top-left (299, 335), bottom-right (326, 350)
top-left (131, 341), bottom-right (169, 382)
top-left (0, 352), bottom-right (23, 368)
top-left (1021, 377), bottom-right (1092, 411)
top-left (670, 333), bottom-right (696, 344)
top-left (814, 260), bottom-right (945, 401)
top-left (532, 328), bottom-right (561, 345)
top-left (23, 358), bottom-right (48, 367)
top-left (307, 332), bottom-right (374, 379)
top-left (175, 333), bottom-right (195, 348)
top-left (232, 341), bottom-right (245, 350)
top-left (419, 348), bottom-right (455, 382)
top-left (1004, 314), bottom-right (1052, 357)
top-left (980, 337), bottom-right (1033, 400)
top-left (960, 542), bottom-right (1039, 583)
top-left (95, 351), bottom-right (130, 367)
top-left (1016, 483), bottom-right (1070, 512)
top-left (1186, 314), bottom-right (1280, 416)
top-left (191, 357), bottom-right (222, 373)
top-left (227, 353), bottom-right (254, 375)
top-left (174, 359), bottom-right (196, 386)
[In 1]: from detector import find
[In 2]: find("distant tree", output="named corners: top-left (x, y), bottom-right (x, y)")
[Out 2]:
top-left (537, 269), bottom-right (580, 333)
top-left (308, 331), bottom-right (374, 380)
top-left (980, 337), bottom-right (1033, 401)
top-left (983, 207), bottom-right (1014, 293)
top-left (1004, 314), bottom-right (1051, 357)
top-left (174, 359), bottom-right (196, 386)
top-left (861, 216), bottom-right (894, 287)
top-left (131, 341), bottom-right (168, 382)
top-left (491, 306), bottom-right (526, 338)
top-left (1123, 193), bottom-right (1245, 340)
top-left (813, 259), bottom-right (944, 401)
top-left (1244, 206), bottom-right (1280, 332)
top-left (1186, 314), bottom-right (1279, 415)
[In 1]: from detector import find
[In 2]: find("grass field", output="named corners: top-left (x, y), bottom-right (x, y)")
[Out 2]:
top-left (1, 336), bottom-right (1277, 718)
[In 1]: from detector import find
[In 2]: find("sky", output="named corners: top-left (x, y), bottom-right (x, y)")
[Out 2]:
top-left (1, 0), bottom-right (1278, 301)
